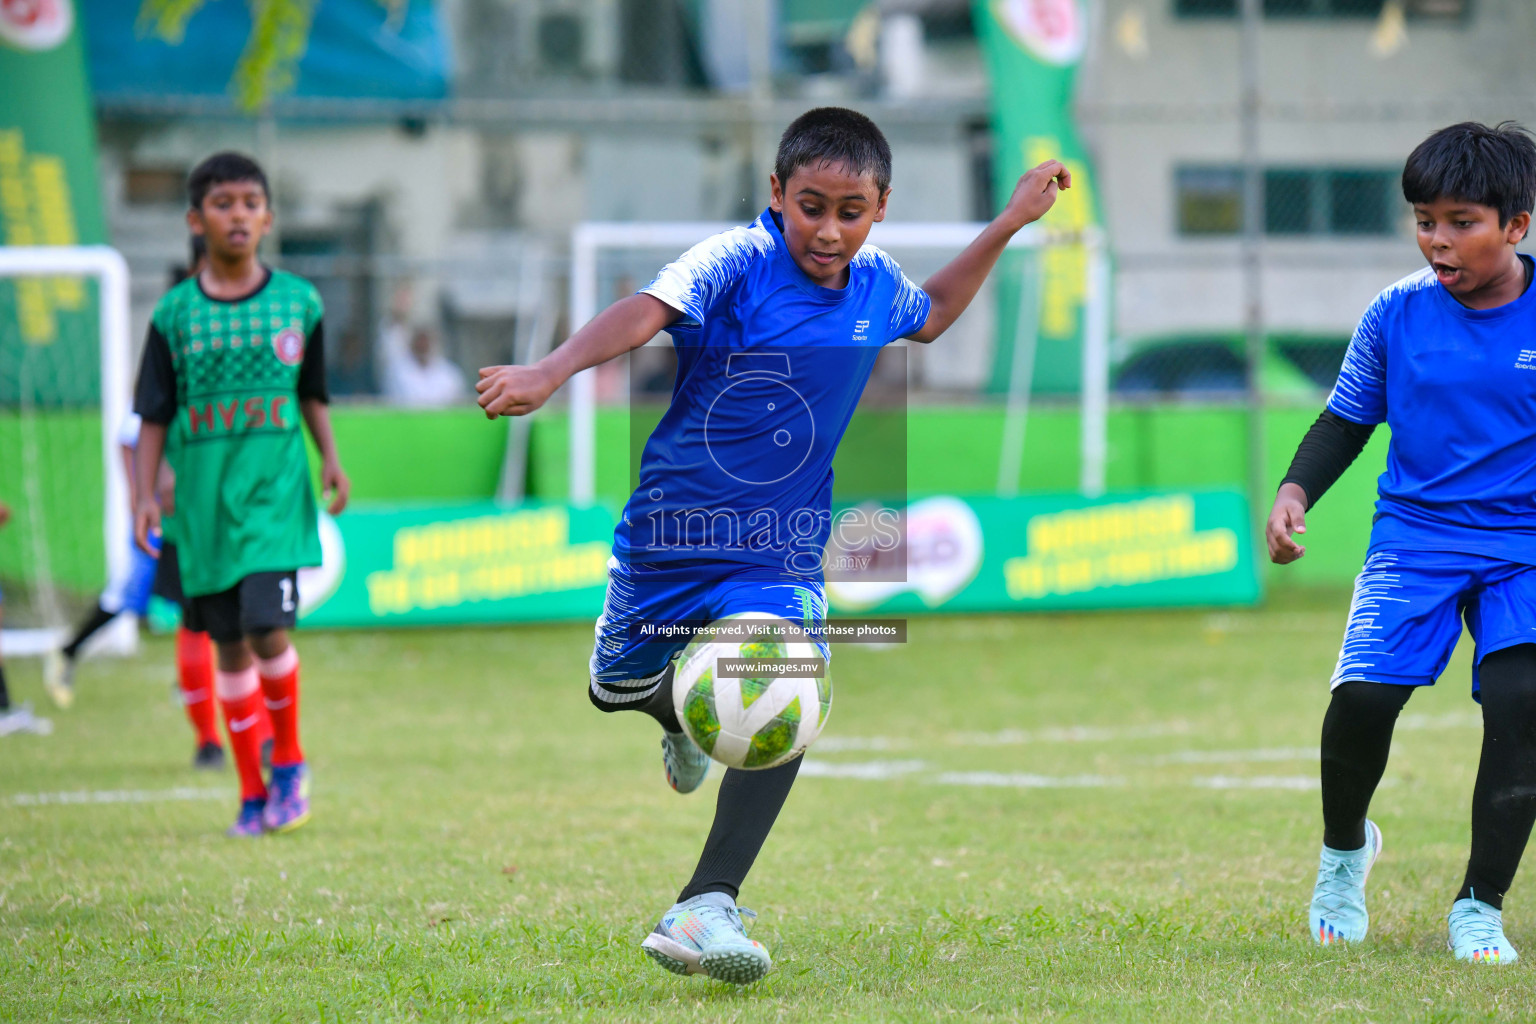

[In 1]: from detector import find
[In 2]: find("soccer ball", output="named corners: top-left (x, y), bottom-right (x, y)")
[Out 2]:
top-left (672, 612), bottom-right (831, 770)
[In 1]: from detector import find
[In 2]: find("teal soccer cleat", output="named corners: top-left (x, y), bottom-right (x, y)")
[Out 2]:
top-left (661, 728), bottom-right (710, 794)
top-left (1310, 819), bottom-right (1382, 945)
top-left (1448, 895), bottom-right (1519, 964)
top-left (640, 892), bottom-right (772, 984)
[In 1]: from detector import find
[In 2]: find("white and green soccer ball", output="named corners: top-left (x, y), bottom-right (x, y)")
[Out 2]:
top-left (672, 613), bottom-right (831, 770)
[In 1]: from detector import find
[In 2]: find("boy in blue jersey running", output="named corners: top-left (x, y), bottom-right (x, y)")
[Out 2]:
top-left (1270, 122), bottom-right (1536, 964)
top-left (479, 107), bottom-right (1067, 983)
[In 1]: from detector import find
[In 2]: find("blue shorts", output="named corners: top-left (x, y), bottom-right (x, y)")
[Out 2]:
top-left (1331, 549), bottom-right (1536, 697)
top-left (588, 556), bottom-right (829, 700)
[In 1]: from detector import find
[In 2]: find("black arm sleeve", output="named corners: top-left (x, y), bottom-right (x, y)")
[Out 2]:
top-left (132, 325), bottom-right (178, 425)
top-left (1279, 409), bottom-right (1377, 510)
top-left (297, 319), bottom-right (330, 403)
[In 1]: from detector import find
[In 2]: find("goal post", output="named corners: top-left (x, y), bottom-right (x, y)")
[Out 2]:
top-left (565, 221), bottom-right (1110, 506)
top-left (0, 244), bottom-right (132, 655)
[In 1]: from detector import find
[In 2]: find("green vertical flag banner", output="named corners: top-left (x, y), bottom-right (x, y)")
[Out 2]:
top-left (1, 1), bottom-right (110, 597)
top-left (0, 0), bottom-right (107, 403)
top-left (973, 0), bottom-right (1104, 394)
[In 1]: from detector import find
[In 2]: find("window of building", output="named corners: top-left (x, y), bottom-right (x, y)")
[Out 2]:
top-left (1176, 167), bottom-right (1245, 234)
top-left (1174, 0), bottom-right (1469, 18)
top-left (1177, 165), bottom-right (1399, 236)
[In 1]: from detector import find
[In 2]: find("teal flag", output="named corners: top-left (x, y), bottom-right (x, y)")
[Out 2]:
top-left (974, 0), bottom-right (1105, 394)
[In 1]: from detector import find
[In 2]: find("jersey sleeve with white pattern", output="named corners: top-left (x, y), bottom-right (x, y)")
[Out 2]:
top-left (1327, 275), bottom-right (1412, 426)
top-left (641, 223), bottom-right (774, 329)
top-left (852, 245), bottom-right (931, 341)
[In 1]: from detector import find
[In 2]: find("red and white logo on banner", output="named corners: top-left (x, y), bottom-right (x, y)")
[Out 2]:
top-left (995, 0), bottom-right (1086, 66)
top-left (272, 327), bottom-right (306, 366)
top-left (0, 0), bottom-right (74, 51)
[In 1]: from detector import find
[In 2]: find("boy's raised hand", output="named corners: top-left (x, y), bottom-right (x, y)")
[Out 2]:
top-left (477, 363), bottom-right (558, 419)
top-left (1001, 159), bottom-right (1071, 232)
top-left (1266, 482), bottom-right (1309, 564)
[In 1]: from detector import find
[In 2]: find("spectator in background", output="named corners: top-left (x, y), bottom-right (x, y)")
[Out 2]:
top-left (382, 322), bottom-right (466, 407)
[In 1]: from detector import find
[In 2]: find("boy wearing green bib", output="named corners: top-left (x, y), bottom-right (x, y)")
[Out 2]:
top-left (133, 152), bottom-right (349, 837)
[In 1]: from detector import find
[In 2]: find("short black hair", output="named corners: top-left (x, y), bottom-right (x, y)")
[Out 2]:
top-left (775, 107), bottom-right (892, 195)
top-left (187, 151), bottom-right (269, 210)
top-left (1402, 121), bottom-right (1536, 226)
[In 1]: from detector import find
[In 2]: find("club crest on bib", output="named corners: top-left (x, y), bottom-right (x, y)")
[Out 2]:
top-left (273, 327), bottom-right (305, 365)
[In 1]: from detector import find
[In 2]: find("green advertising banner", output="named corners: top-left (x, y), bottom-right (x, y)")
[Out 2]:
top-left (0, 0), bottom-right (107, 404)
top-left (281, 493), bottom-right (1256, 631)
top-left (298, 502), bottom-right (615, 628)
top-left (826, 491), bottom-right (1260, 615)
top-left (974, 0), bottom-right (1104, 394)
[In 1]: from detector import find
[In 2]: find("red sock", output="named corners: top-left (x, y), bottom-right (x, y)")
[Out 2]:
top-left (217, 668), bottom-right (267, 802)
top-left (256, 646), bottom-right (303, 766)
top-left (175, 628), bottom-right (220, 747)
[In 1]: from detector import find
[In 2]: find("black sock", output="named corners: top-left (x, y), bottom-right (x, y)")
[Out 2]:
top-left (62, 604), bottom-right (116, 660)
top-left (0, 662), bottom-right (9, 711)
top-left (1320, 681), bottom-right (1414, 851)
top-left (1457, 644), bottom-right (1536, 911)
top-left (678, 755), bottom-right (802, 903)
top-left (588, 663), bottom-right (681, 733)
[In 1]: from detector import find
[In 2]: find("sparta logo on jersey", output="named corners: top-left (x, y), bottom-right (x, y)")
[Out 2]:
top-left (272, 327), bottom-right (305, 366)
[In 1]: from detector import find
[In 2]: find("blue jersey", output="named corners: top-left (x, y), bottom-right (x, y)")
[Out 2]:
top-left (1328, 255), bottom-right (1536, 563)
top-left (614, 208), bottom-right (931, 575)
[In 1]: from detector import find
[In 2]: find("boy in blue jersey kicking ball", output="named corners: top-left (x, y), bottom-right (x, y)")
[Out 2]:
top-left (1270, 122), bottom-right (1536, 964)
top-left (479, 107), bottom-right (1067, 983)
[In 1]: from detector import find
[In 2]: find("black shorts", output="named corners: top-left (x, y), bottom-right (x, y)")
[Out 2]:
top-left (184, 571), bottom-right (300, 644)
top-left (150, 541), bottom-right (185, 605)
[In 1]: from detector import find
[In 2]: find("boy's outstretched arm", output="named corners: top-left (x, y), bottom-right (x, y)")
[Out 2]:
top-left (477, 293), bottom-right (681, 418)
top-left (301, 399), bottom-right (350, 515)
top-left (907, 159), bottom-right (1070, 344)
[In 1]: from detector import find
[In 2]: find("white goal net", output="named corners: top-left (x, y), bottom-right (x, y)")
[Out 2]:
top-left (559, 221), bottom-right (1110, 506)
top-left (0, 245), bottom-right (131, 656)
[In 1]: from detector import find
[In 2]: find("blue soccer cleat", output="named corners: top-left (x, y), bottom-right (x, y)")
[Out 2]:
top-left (661, 729), bottom-right (710, 794)
top-left (262, 763), bottom-right (311, 833)
top-left (1448, 895), bottom-right (1519, 964)
top-left (1310, 819), bottom-right (1383, 945)
top-left (640, 892), bottom-right (772, 984)
top-left (225, 797), bottom-right (267, 838)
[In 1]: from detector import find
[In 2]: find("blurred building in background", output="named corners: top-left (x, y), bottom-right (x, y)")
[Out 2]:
top-left (84, 0), bottom-right (1531, 404)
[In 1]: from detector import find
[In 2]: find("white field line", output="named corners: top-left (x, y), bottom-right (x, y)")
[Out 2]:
top-left (9, 787), bottom-right (228, 807)
top-left (798, 759), bottom-right (927, 780)
top-left (815, 710), bottom-right (1483, 757)
top-left (815, 720), bottom-right (1196, 754)
top-left (801, 758), bottom-right (1322, 792)
top-left (932, 771), bottom-right (1125, 789)
top-left (1136, 747), bottom-right (1317, 766)
top-left (1192, 776), bottom-right (1319, 791)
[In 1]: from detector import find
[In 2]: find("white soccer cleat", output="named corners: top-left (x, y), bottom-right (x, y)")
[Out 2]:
top-left (42, 650), bottom-right (74, 709)
top-left (640, 892), bottom-right (771, 984)
top-left (1310, 819), bottom-right (1382, 945)
top-left (1448, 896), bottom-right (1519, 964)
top-left (661, 728), bottom-right (711, 794)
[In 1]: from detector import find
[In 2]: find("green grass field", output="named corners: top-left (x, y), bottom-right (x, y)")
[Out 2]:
top-left (4, 589), bottom-right (1533, 1022)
